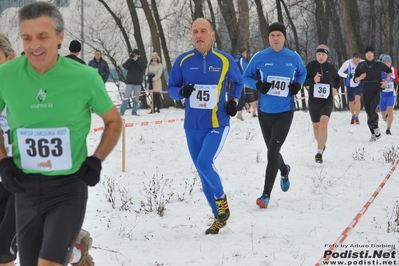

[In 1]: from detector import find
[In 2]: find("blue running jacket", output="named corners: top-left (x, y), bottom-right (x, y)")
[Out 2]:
top-left (242, 47), bottom-right (306, 114)
top-left (168, 48), bottom-right (244, 129)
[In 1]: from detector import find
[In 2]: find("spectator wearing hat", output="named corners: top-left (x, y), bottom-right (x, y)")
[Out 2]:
top-left (88, 50), bottom-right (110, 83)
top-left (353, 45), bottom-right (392, 141)
top-left (304, 44), bottom-right (340, 164)
top-left (65, 40), bottom-right (85, 64)
top-left (242, 22), bottom-right (307, 209)
top-left (145, 52), bottom-right (163, 113)
top-left (379, 55), bottom-right (399, 135)
top-left (120, 49), bottom-right (147, 116)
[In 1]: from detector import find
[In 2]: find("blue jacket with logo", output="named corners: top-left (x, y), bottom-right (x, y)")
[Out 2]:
top-left (168, 48), bottom-right (244, 129)
top-left (242, 47), bottom-right (306, 114)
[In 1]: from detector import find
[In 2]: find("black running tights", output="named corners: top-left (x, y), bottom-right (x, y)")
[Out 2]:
top-left (258, 110), bottom-right (294, 197)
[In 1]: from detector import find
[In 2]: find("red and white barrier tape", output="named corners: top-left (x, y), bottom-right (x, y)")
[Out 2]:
top-left (92, 118), bottom-right (185, 132)
top-left (314, 159), bottom-right (399, 266)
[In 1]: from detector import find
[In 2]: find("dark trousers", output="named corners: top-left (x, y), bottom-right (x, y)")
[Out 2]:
top-left (153, 92), bottom-right (161, 111)
top-left (363, 92), bottom-right (380, 134)
top-left (16, 174), bottom-right (87, 266)
top-left (258, 110), bottom-right (294, 197)
top-left (0, 183), bottom-right (17, 263)
top-left (236, 89), bottom-right (246, 111)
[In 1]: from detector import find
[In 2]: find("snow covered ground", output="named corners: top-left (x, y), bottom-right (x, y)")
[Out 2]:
top-left (76, 107), bottom-right (399, 266)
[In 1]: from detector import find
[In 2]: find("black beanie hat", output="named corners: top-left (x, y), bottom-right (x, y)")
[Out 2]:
top-left (69, 40), bottom-right (81, 53)
top-left (132, 49), bottom-right (140, 55)
top-left (364, 45), bottom-right (375, 53)
top-left (268, 22), bottom-right (286, 38)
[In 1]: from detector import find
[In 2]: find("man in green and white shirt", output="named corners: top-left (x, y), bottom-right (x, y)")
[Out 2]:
top-left (0, 2), bottom-right (122, 266)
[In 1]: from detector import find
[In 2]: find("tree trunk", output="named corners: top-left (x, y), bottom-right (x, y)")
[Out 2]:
top-left (192, 0), bottom-right (204, 20)
top-left (151, 0), bottom-right (172, 73)
top-left (315, 0), bottom-right (330, 44)
top-left (139, 0), bottom-right (159, 64)
top-left (329, 0), bottom-right (345, 65)
top-left (365, 0), bottom-right (376, 48)
top-left (254, 0), bottom-right (269, 47)
top-left (280, 0), bottom-right (300, 53)
top-left (236, 0), bottom-right (249, 53)
top-left (330, 0), bottom-right (347, 109)
top-left (126, 0), bottom-right (146, 57)
top-left (276, 0), bottom-right (284, 24)
top-left (206, 0), bottom-right (222, 50)
top-left (152, 1), bottom-right (176, 108)
top-left (340, 0), bottom-right (363, 55)
top-left (381, 0), bottom-right (394, 55)
top-left (217, 0), bottom-right (238, 54)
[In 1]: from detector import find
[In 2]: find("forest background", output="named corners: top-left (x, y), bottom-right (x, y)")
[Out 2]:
top-left (1, 0), bottom-right (398, 109)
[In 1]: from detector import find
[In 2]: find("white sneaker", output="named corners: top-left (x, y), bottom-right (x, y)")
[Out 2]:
top-left (370, 134), bottom-right (377, 142)
top-left (72, 229), bottom-right (94, 266)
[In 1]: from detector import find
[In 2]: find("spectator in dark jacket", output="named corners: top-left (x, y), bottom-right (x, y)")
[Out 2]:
top-left (120, 49), bottom-right (147, 116)
top-left (88, 50), bottom-right (110, 83)
top-left (65, 40), bottom-right (85, 64)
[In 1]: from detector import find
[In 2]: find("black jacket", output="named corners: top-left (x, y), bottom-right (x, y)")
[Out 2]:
top-left (353, 59), bottom-right (392, 96)
top-left (304, 60), bottom-right (340, 102)
top-left (88, 57), bottom-right (110, 82)
top-left (122, 57), bottom-right (147, 85)
top-left (65, 54), bottom-right (86, 65)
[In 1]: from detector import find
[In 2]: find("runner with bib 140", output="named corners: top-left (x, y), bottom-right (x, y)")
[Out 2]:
top-left (242, 22), bottom-right (307, 209)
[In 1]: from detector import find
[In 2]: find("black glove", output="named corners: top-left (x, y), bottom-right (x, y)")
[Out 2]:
top-left (180, 84), bottom-right (196, 98)
top-left (256, 81), bottom-right (272, 94)
top-left (0, 157), bottom-right (25, 193)
top-left (226, 100), bottom-right (237, 116)
top-left (288, 82), bottom-right (302, 95)
top-left (77, 156), bottom-right (102, 186)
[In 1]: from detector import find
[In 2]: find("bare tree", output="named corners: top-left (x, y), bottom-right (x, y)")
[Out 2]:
top-left (381, 0), bottom-right (395, 55)
top-left (191, 0), bottom-right (205, 19)
top-left (315, 0), bottom-right (331, 44)
top-left (206, 0), bottom-right (222, 49)
top-left (276, 0), bottom-right (284, 23)
top-left (126, 0), bottom-right (146, 56)
top-left (217, 0), bottom-right (238, 54)
top-left (280, 0), bottom-right (300, 53)
top-left (340, 0), bottom-right (364, 55)
top-left (329, 0), bottom-right (346, 66)
top-left (254, 0), bottom-right (269, 47)
top-left (140, 0), bottom-right (175, 107)
top-left (150, 0), bottom-right (172, 72)
top-left (138, 0), bottom-right (159, 63)
top-left (365, 0), bottom-right (377, 48)
top-left (236, 0), bottom-right (249, 54)
top-left (97, 0), bottom-right (132, 53)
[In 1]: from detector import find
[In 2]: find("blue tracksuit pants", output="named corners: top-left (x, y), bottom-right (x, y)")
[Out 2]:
top-left (185, 126), bottom-right (229, 217)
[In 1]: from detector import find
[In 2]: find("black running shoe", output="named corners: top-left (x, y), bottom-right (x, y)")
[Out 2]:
top-left (315, 153), bottom-right (323, 163)
top-left (386, 129), bottom-right (392, 135)
top-left (374, 128), bottom-right (381, 139)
